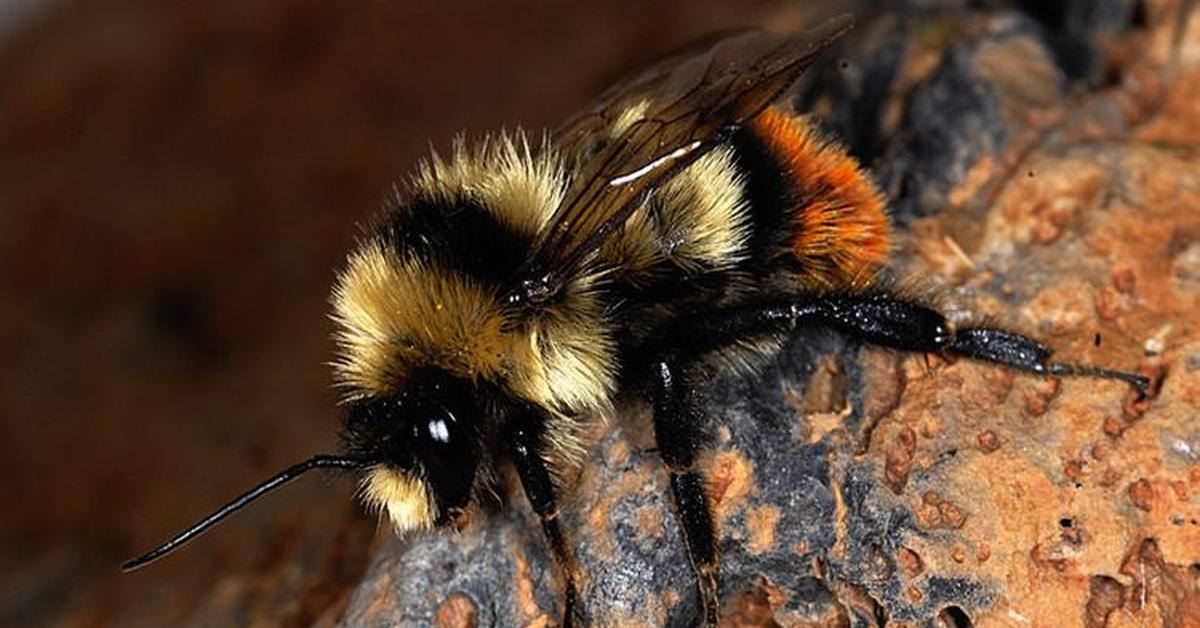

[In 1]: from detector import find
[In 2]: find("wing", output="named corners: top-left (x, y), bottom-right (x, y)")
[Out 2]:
top-left (506, 14), bottom-right (853, 305)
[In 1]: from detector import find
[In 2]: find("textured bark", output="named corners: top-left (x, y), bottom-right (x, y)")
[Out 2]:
top-left (344, 2), bottom-right (1200, 627)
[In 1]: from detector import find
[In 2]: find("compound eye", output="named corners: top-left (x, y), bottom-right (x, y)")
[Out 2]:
top-left (426, 417), bottom-right (451, 443)
top-left (409, 396), bottom-right (479, 519)
top-left (344, 370), bottom-right (483, 524)
top-left (414, 404), bottom-right (467, 450)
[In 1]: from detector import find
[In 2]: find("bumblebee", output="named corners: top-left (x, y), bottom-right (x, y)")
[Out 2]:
top-left (124, 15), bottom-right (1148, 626)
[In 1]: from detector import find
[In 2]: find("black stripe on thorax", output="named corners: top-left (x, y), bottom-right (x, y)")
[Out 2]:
top-left (379, 196), bottom-right (534, 286)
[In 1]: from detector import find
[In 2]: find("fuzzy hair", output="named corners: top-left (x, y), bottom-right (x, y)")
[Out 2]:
top-left (749, 108), bottom-right (892, 289)
top-left (600, 145), bottom-right (751, 284)
top-left (561, 100), bottom-right (651, 171)
top-left (333, 132), bottom-right (619, 473)
top-left (359, 465), bottom-right (436, 534)
top-left (407, 130), bottom-right (565, 239)
top-left (701, 334), bottom-right (789, 381)
top-left (331, 239), bottom-right (617, 422)
top-left (330, 241), bottom-right (518, 399)
top-left (610, 100), bottom-right (650, 138)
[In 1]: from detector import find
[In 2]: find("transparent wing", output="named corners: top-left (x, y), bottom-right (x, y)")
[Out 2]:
top-left (508, 14), bottom-right (853, 304)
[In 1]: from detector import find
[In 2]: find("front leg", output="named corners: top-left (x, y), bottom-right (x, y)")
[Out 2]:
top-left (647, 359), bottom-right (721, 627)
top-left (504, 411), bottom-right (584, 628)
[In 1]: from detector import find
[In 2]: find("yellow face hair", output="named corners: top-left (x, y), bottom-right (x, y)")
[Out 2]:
top-left (359, 465), bottom-right (436, 534)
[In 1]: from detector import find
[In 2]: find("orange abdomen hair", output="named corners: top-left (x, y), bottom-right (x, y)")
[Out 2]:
top-left (748, 108), bottom-right (891, 288)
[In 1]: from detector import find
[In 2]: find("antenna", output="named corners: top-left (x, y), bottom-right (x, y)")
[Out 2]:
top-left (121, 454), bottom-right (366, 571)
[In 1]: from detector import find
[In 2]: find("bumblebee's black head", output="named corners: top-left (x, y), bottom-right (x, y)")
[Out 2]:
top-left (119, 369), bottom-right (492, 572)
top-left (345, 368), bottom-right (485, 531)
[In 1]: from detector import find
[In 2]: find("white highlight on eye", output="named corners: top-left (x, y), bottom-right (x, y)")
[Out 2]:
top-left (429, 418), bottom-right (450, 443)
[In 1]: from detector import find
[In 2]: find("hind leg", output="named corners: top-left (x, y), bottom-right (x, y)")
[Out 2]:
top-left (639, 291), bottom-right (1147, 625)
top-left (655, 293), bottom-right (1147, 397)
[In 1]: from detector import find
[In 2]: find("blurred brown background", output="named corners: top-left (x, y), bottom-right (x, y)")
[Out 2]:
top-left (0, 1), bottom-right (844, 625)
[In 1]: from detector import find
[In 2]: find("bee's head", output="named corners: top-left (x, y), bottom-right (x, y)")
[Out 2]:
top-left (120, 368), bottom-right (488, 572)
top-left (345, 368), bottom-right (485, 532)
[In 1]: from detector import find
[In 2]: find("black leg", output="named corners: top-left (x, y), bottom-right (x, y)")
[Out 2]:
top-left (504, 413), bottom-right (583, 628)
top-left (636, 291), bottom-right (1147, 626)
top-left (647, 293), bottom-right (952, 362)
top-left (791, 294), bottom-right (1148, 395)
top-left (655, 293), bottom-right (1147, 396)
top-left (648, 360), bottom-right (721, 626)
top-left (948, 328), bottom-right (1148, 395)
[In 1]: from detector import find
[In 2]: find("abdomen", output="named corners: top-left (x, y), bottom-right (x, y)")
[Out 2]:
top-left (604, 107), bottom-right (892, 308)
top-left (731, 107), bottom-right (892, 290)
top-left (605, 107), bottom-right (893, 365)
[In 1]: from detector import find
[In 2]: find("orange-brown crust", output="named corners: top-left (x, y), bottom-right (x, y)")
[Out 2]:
top-left (748, 108), bottom-right (891, 288)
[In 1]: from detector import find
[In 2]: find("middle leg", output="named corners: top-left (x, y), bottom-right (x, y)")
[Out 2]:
top-left (647, 359), bottom-right (721, 626)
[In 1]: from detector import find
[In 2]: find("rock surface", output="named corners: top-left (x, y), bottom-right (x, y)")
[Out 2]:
top-left (2, 1), bottom-right (1197, 627)
top-left (344, 2), bottom-right (1200, 627)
